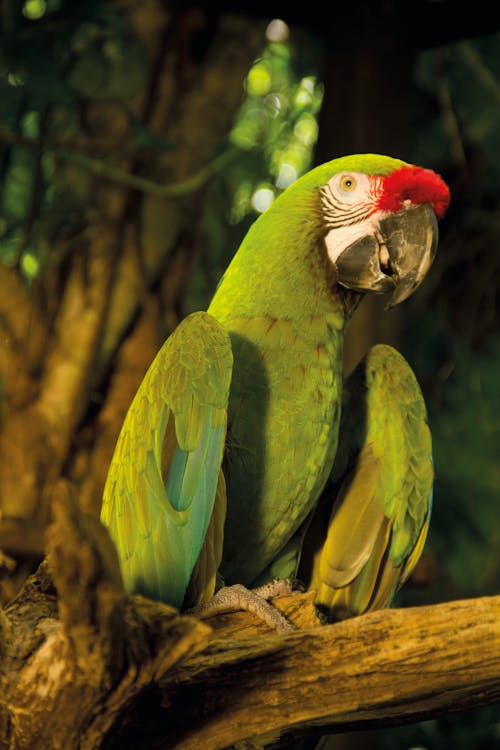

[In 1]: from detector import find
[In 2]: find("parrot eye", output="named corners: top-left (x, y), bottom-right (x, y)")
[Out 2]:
top-left (320, 171), bottom-right (373, 225)
top-left (339, 175), bottom-right (357, 192)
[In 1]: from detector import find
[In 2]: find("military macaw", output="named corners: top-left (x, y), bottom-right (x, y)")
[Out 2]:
top-left (101, 153), bottom-right (449, 626)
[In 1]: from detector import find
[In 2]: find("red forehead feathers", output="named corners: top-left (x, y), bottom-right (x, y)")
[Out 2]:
top-left (377, 165), bottom-right (450, 220)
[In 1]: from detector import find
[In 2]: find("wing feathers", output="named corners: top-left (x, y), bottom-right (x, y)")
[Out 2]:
top-left (101, 312), bottom-right (233, 609)
top-left (183, 469), bottom-right (227, 608)
top-left (318, 447), bottom-right (386, 588)
top-left (307, 344), bottom-right (433, 619)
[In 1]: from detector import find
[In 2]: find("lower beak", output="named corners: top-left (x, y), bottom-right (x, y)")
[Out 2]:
top-left (333, 203), bottom-right (438, 307)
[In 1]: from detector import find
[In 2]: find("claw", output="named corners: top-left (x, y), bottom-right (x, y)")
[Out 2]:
top-left (187, 581), bottom-right (297, 632)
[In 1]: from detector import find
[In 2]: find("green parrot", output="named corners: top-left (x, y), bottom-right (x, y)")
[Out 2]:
top-left (101, 153), bottom-right (449, 624)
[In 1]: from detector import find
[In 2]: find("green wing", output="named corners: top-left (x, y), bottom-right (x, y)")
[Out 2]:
top-left (101, 312), bottom-right (233, 609)
top-left (303, 344), bottom-right (433, 619)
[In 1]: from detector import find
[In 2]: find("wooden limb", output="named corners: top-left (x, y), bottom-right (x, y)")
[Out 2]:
top-left (1, 489), bottom-right (498, 749)
top-left (0, 233), bottom-right (119, 544)
top-left (77, 296), bottom-right (161, 516)
top-left (37, 231), bottom-right (116, 457)
top-left (460, 42), bottom-right (500, 105)
top-left (436, 49), bottom-right (467, 169)
top-left (0, 483), bottom-right (211, 750)
top-left (0, 267), bottom-right (48, 383)
top-left (0, 271), bottom-right (49, 529)
top-left (156, 594), bottom-right (500, 749)
top-left (54, 146), bottom-right (240, 198)
top-left (1, 511), bottom-right (499, 750)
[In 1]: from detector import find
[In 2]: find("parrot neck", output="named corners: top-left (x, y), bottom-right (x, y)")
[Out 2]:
top-left (208, 190), bottom-right (346, 327)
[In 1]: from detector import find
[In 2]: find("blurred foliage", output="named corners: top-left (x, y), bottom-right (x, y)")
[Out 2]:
top-left (185, 21), bottom-right (324, 310)
top-left (229, 38), bottom-right (323, 219)
top-left (381, 705), bottom-right (500, 750)
top-left (428, 338), bottom-right (500, 597)
top-left (0, 0), bottom-right (148, 276)
top-left (398, 316), bottom-right (500, 603)
top-left (397, 32), bottom-right (500, 604)
top-left (413, 35), bottom-right (500, 177)
top-left (386, 32), bottom-right (500, 750)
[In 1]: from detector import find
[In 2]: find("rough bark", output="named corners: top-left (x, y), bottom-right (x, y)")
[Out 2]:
top-left (1, 488), bottom-right (498, 750)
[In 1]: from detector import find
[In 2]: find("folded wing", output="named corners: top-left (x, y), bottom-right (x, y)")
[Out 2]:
top-left (101, 312), bottom-right (233, 609)
top-left (305, 344), bottom-right (433, 619)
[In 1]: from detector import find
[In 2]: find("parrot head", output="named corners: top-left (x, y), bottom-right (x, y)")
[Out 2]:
top-left (209, 154), bottom-right (450, 321)
top-left (318, 157), bottom-right (450, 306)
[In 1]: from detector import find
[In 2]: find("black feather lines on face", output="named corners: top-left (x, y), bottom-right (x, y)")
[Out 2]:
top-left (319, 182), bottom-right (372, 230)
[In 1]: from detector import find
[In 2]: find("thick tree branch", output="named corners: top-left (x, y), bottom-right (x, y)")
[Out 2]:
top-left (1, 486), bottom-right (498, 750)
top-left (161, 594), bottom-right (499, 749)
top-left (0, 486), bottom-right (212, 750)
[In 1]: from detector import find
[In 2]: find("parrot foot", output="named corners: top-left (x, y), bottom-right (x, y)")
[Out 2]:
top-left (251, 577), bottom-right (296, 599)
top-left (188, 580), bottom-right (296, 632)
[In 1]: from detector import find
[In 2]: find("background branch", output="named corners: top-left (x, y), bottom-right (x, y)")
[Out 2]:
top-left (460, 42), bottom-right (500, 105)
top-left (56, 146), bottom-right (241, 197)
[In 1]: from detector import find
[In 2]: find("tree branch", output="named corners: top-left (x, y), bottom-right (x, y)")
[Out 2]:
top-left (0, 124), bottom-right (241, 198)
top-left (55, 146), bottom-right (240, 198)
top-left (0, 485), bottom-right (212, 749)
top-left (1, 485), bottom-right (498, 750)
top-left (436, 50), bottom-right (467, 169)
top-left (460, 42), bottom-right (500, 105)
top-left (160, 594), bottom-right (500, 749)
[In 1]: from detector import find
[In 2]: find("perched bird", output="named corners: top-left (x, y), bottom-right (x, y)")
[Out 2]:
top-left (101, 153), bottom-right (449, 625)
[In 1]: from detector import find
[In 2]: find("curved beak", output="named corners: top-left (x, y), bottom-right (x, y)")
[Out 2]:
top-left (333, 203), bottom-right (438, 307)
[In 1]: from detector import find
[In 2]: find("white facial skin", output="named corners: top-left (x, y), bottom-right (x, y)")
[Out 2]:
top-left (321, 172), bottom-right (385, 266)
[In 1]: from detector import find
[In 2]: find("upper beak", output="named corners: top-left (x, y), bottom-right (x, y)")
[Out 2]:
top-left (332, 203), bottom-right (438, 307)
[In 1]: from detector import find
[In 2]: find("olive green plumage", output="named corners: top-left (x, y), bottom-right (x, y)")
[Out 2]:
top-left (101, 153), bottom-right (446, 619)
top-left (301, 344), bottom-right (433, 619)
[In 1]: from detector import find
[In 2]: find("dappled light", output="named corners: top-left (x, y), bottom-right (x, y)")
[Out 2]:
top-left (22, 0), bottom-right (47, 20)
top-left (229, 35), bottom-right (323, 222)
top-left (250, 186), bottom-right (275, 213)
